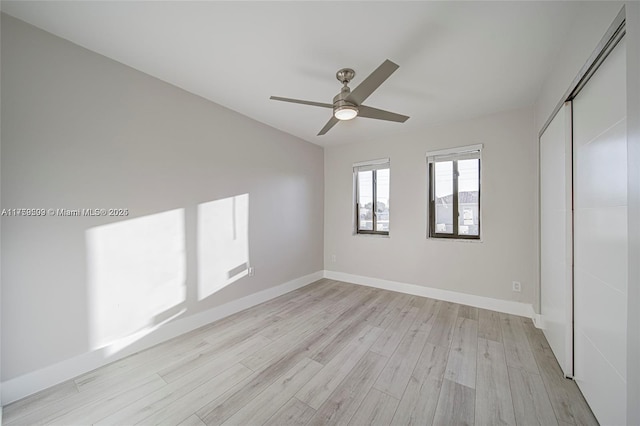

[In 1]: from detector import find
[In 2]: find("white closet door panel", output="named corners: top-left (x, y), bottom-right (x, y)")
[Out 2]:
top-left (574, 330), bottom-right (627, 426)
top-left (574, 206), bottom-right (628, 293)
top-left (540, 104), bottom-right (572, 375)
top-left (540, 131), bottom-right (567, 206)
top-left (573, 36), bottom-right (627, 426)
top-left (574, 266), bottom-right (628, 377)
top-left (540, 208), bottom-right (569, 349)
top-left (541, 210), bottom-right (565, 258)
top-left (574, 119), bottom-right (627, 208)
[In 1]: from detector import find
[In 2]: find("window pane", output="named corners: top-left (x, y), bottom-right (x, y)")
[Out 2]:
top-left (458, 159), bottom-right (479, 236)
top-left (434, 161), bottom-right (453, 234)
top-left (376, 168), bottom-right (390, 232)
top-left (358, 170), bottom-right (373, 231)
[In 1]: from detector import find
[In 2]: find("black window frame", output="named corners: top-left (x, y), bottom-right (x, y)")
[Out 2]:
top-left (354, 159), bottom-right (390, 236)
top-left (428, 148), bottom-right (481, 240)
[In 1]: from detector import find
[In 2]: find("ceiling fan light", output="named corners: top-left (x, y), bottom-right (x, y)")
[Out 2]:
top-left (334, 105), bottom-right (358, 121)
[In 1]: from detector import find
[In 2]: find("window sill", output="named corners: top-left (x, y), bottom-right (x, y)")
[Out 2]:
top-left (427, 236), bottom-right (483, 243)
top-left (354, 232), bottom-right (390, 238)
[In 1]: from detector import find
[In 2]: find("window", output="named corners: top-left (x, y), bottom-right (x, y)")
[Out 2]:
top-left (353, 159), bottom-right (390, 235)
top-left (427, 145), bottom-right (481, 239)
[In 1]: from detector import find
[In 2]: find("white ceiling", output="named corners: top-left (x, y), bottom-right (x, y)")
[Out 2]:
top-left (2, 1), bottom-right (580, 146)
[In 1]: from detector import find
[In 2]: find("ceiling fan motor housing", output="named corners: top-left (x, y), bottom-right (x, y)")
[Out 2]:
top-left (334, 68), bottom-right (358, 110)
top-left (333, 86), bottom-right (358, 120)
top-left (333, 86), bottom-right (355, 107)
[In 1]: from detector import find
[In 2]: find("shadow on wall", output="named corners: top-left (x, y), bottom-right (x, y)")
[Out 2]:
top-left (85, 194), bottom-right (250, 356)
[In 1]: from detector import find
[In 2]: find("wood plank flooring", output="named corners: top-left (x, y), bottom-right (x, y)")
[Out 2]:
top-left (3, 279), bottom-right (599, 425)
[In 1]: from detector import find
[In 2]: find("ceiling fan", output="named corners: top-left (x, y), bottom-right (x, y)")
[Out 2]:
top-left (270, 59), bottom-right (410, 136)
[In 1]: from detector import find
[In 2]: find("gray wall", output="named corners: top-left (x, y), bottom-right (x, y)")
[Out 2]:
top-left (534, 2), bottom-right (624, 132)
top-left (626, 4), bottom-right (640, 422)
top-left (0, 14), bottom-right (323, 382)
top-left (324, 107), bottom-right (537, 306)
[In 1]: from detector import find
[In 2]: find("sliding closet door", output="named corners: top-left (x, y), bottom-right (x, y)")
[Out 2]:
top-left (539, 103), bottom-right (573, 376)
top-left (573, 37), bottom-right (627, 426)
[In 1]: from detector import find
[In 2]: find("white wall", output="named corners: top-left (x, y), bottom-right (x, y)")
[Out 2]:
top-left (1, 13), bottom-right (323, 398)
top-left (324, 107), bottom-right (537, 307)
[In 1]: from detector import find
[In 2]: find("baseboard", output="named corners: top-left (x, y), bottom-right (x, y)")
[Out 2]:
top-left (1, 270), bottom-right (323, 405)
top-left (324, 270), bottom-right (535, 319)
top-left (530, 309), bottom-right (544, 329)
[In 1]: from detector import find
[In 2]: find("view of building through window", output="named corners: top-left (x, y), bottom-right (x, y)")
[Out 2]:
top-left (434, 159), bottom-right (480, 236)
top-left (357, 168), bottom-right (390, 232)
top-left (354, 159), bottom-right (390, 235)
top-left (429, 146), bottom-right (481, 239)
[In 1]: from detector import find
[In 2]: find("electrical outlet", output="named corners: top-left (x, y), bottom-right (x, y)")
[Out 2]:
top-left (331, 254), bottom-right (336, 262)
top-left (512, 281), bottom-right (521, 292)
top-left (248, 267), bottom-right (255, 277)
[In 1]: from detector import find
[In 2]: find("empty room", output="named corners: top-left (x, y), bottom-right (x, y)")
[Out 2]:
top-left (1, 1), bottom-right (638, 425)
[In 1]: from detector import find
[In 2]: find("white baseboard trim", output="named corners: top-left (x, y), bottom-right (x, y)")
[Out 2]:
top-left (324, 270), bottom-right (535, 319)
top-left (1, 270), bottom-right (323, 405)
top-left (531, 309), bottom-right (544, 329)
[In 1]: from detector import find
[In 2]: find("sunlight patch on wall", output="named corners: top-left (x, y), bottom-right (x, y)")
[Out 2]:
top-left (198, 194), bottom-right (249, 300)
top-left (86, 209), bottom-right (186, 354)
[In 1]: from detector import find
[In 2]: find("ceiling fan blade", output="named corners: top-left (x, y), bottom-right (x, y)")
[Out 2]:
top-left (270, 96), bottom-right (333, 108)
top-left (346, 59), bottom-right (399, 106)
top-left (317, 116), bottom-right (339, 136)
top-left (358, 105), bottom-right (410, 123)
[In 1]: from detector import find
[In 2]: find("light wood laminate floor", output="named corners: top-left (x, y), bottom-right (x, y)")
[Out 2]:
top-left (3, 279), bottom-right (599, 426)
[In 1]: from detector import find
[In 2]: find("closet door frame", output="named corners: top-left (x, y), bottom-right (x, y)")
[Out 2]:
top-left (538, 6), bottom-right (627, 425)
top-left (538, 1), bottom-right (626, 389)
